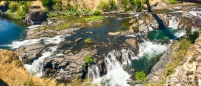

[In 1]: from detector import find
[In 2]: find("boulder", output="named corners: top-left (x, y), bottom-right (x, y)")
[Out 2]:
top-left (139, 24), bottom-right (149, 33)
top-left (16, 43), bottom-right (45, 64)
top-left (125, 38), bottom-right (137, 48)
top-left (26, 6), bottom-right (47, 24)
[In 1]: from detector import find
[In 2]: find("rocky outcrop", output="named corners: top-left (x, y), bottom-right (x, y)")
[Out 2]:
top-left (147, 40), bottom-right (180, 83)
top-left (43, 49), bottom-right (97, 81)
top-left (25, 6), bottom-right (47, 25)
top-left (16, 43), bottom-right (45, 64)
top-left (164, 35), bottom-right (201, 86)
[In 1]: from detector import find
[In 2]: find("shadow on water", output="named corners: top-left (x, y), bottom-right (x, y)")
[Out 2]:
top-left (146, 0), bottom-right (178, 40)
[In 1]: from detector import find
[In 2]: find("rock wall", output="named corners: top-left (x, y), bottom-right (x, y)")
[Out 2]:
top-left (164, 35), bottom-right (201, 86)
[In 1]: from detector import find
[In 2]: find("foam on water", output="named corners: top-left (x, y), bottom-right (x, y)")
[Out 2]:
top-left (189, 11), bottom-right (201, 18)
top-left (9, 34), bottom-right (69, 49)
top-left (90, 41), bottom-right (168, 86)
top-left (174, 30), bottom-right (186, 38)
top-left (138, 41), bottom-right (167, 58)
top-left (91, 50), bottom-right (131, 86)
top-left (168, 16), bottom-right (180, 29)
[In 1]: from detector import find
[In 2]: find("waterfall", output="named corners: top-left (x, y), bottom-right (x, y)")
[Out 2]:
top-left (91, 50), bottom-right (131, 86)
top-left (89, 40), bottom-right (168, 86)
top-left (24, 46), bottom-right (57, 77)
top-left (8, 34), bottom-right (70, 77)
top-left (88, 65), bottom-right (100, 80)
top-left (168, 16), bottom-right (180, 29)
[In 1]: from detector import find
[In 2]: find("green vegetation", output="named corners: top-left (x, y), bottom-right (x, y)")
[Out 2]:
top-left (9, 2), bottom-right (18, 12)
top-left (23, 78), bottom-right (34, 86)
top-left (121, 0), bottom-right (128, 12)
top-left (100, 0), bottom-right (110, 11)
top-left (84, 56), bottom-right (94, 66)
top-left (168, 0), bottom-right (178, 4)
top-left (6, 1), bottom-right (31, 19)
top-left (188, 31), bottom-right (199, 43)
top-left (110, 0), bottom-right (117, 10)
top-left (135, 0), bottom-right (143, 12)
top-left (85, 38), bottom-right (92, 44)
top-left (41, 0), bottom-right (53, 10)
top-left (165, 38), bottom-right (190, 76)
top-left (83, 16), bottom-right (104, 22)
top-left (135, 71), bottom-right (146, 81)
top-left (53, 0), bottom-right (62, 11)
top-left (93, 10), bottom-right (101, 15)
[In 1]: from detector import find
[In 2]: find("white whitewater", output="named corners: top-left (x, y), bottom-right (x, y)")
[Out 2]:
top-left (174, 30), bottom-right (186, 38)
top-left (25, 46), bottom-right (57, 77)
top-left (189, 11), bottom-right (201, 18)
top-left (9, 35), bottom-right (69, 49)
top-left (89, 40), bottom-right (168, 86)
top-left (168, 16), bottom-right (180, 29)
top-left (138, 41), bottom-right (167, 58)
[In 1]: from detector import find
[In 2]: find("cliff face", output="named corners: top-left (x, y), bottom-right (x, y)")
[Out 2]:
top-left (164, 35), bottom-right (201, 86)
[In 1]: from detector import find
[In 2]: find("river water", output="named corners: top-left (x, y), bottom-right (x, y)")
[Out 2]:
top-left (0, 15), bottom-right (27, 49)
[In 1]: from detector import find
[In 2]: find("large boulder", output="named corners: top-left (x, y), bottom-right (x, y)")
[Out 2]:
top-left (16, 43), bottom-right (45, 64)
top-left (25, 6), bottom-right (47, 24)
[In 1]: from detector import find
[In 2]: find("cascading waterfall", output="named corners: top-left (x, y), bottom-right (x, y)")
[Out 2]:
top-left (168, 16), bottom-right (180, 29)
top-left (174, 30), bottom-right (186, 38)
top-left (24, 46), bottom-right (58, 77)
top-left (8, 34), bottom-right (70, 77)
top-left (89, 40), bottom-right (168, 86)
top-left (189, 11), bottom-right (201, 19)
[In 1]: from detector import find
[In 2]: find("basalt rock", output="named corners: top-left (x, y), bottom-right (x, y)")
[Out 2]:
top-left (164, 35), bottom-right (201, 86)
top-left (43, 49), bottom-right (97, 82)
top-left (25, 6), bottom-right (47, 25)
top-left (16, 43), bottom-right (45, 64)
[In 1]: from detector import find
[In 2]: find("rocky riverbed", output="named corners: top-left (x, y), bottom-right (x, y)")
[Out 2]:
top-left (4, 3), bottom-right (201, 85)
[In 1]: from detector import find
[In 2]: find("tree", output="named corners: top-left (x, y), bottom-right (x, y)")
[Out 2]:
top-left (41, 0), bottom-right (53, 10)
top-left (9, 2), bottom-right (18, 12)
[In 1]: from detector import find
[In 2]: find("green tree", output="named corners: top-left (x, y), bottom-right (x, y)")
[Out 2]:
top-left (41, 0), bottom-right (53, 10)
top-left (135, 71), bottom-right (146, 81)
top-left (100, 0), bottom-right (109, 11)
top-left (110, 0), bottom-right (117, 10)
top-left (9, 2), bottom-right (18, 12)
top-left (121, 0), bottom-right (128, 12)
top-left (135, 0), bottom-right (142, 12)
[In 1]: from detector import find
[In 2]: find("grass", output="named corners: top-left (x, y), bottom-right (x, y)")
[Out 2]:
top-left (83, 16), bottom-right (104, 22)
top-left (85, 38), bottom-right (92, 44)
top-left (0, 50), bottom-right (58, 86)
top-left (0, 50), bottom-right (92, 86)
top-left (165, 38), bottom-right (190, 76)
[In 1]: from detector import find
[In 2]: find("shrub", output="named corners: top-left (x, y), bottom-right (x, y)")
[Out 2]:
top-left (168, 0), bottom-right (178, 4)
top-left (135, 0), bottom-right (142, 12)
top-left (110, 0), bottom-right (117, 10)
top-left (9, 2), bottom-right (18, 12)
top-left (84, 56), bottom-right (93, 63)
top-left (41, 0), bottom-right (53, 10)
top-left (121, 0), bottom-right (128, 12)
top-left (23, 78), bottom-right (34, 86)
top-left (53, 0), bottom-right (62, 11)
top-left (100, 0), bottom-right (109, 11)
top-left (135, 71), bottom-right (146, 81)
top-left (85, 38), bottom-right (92, 44)
top-left (93, 10), bottom-right (101, 15)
